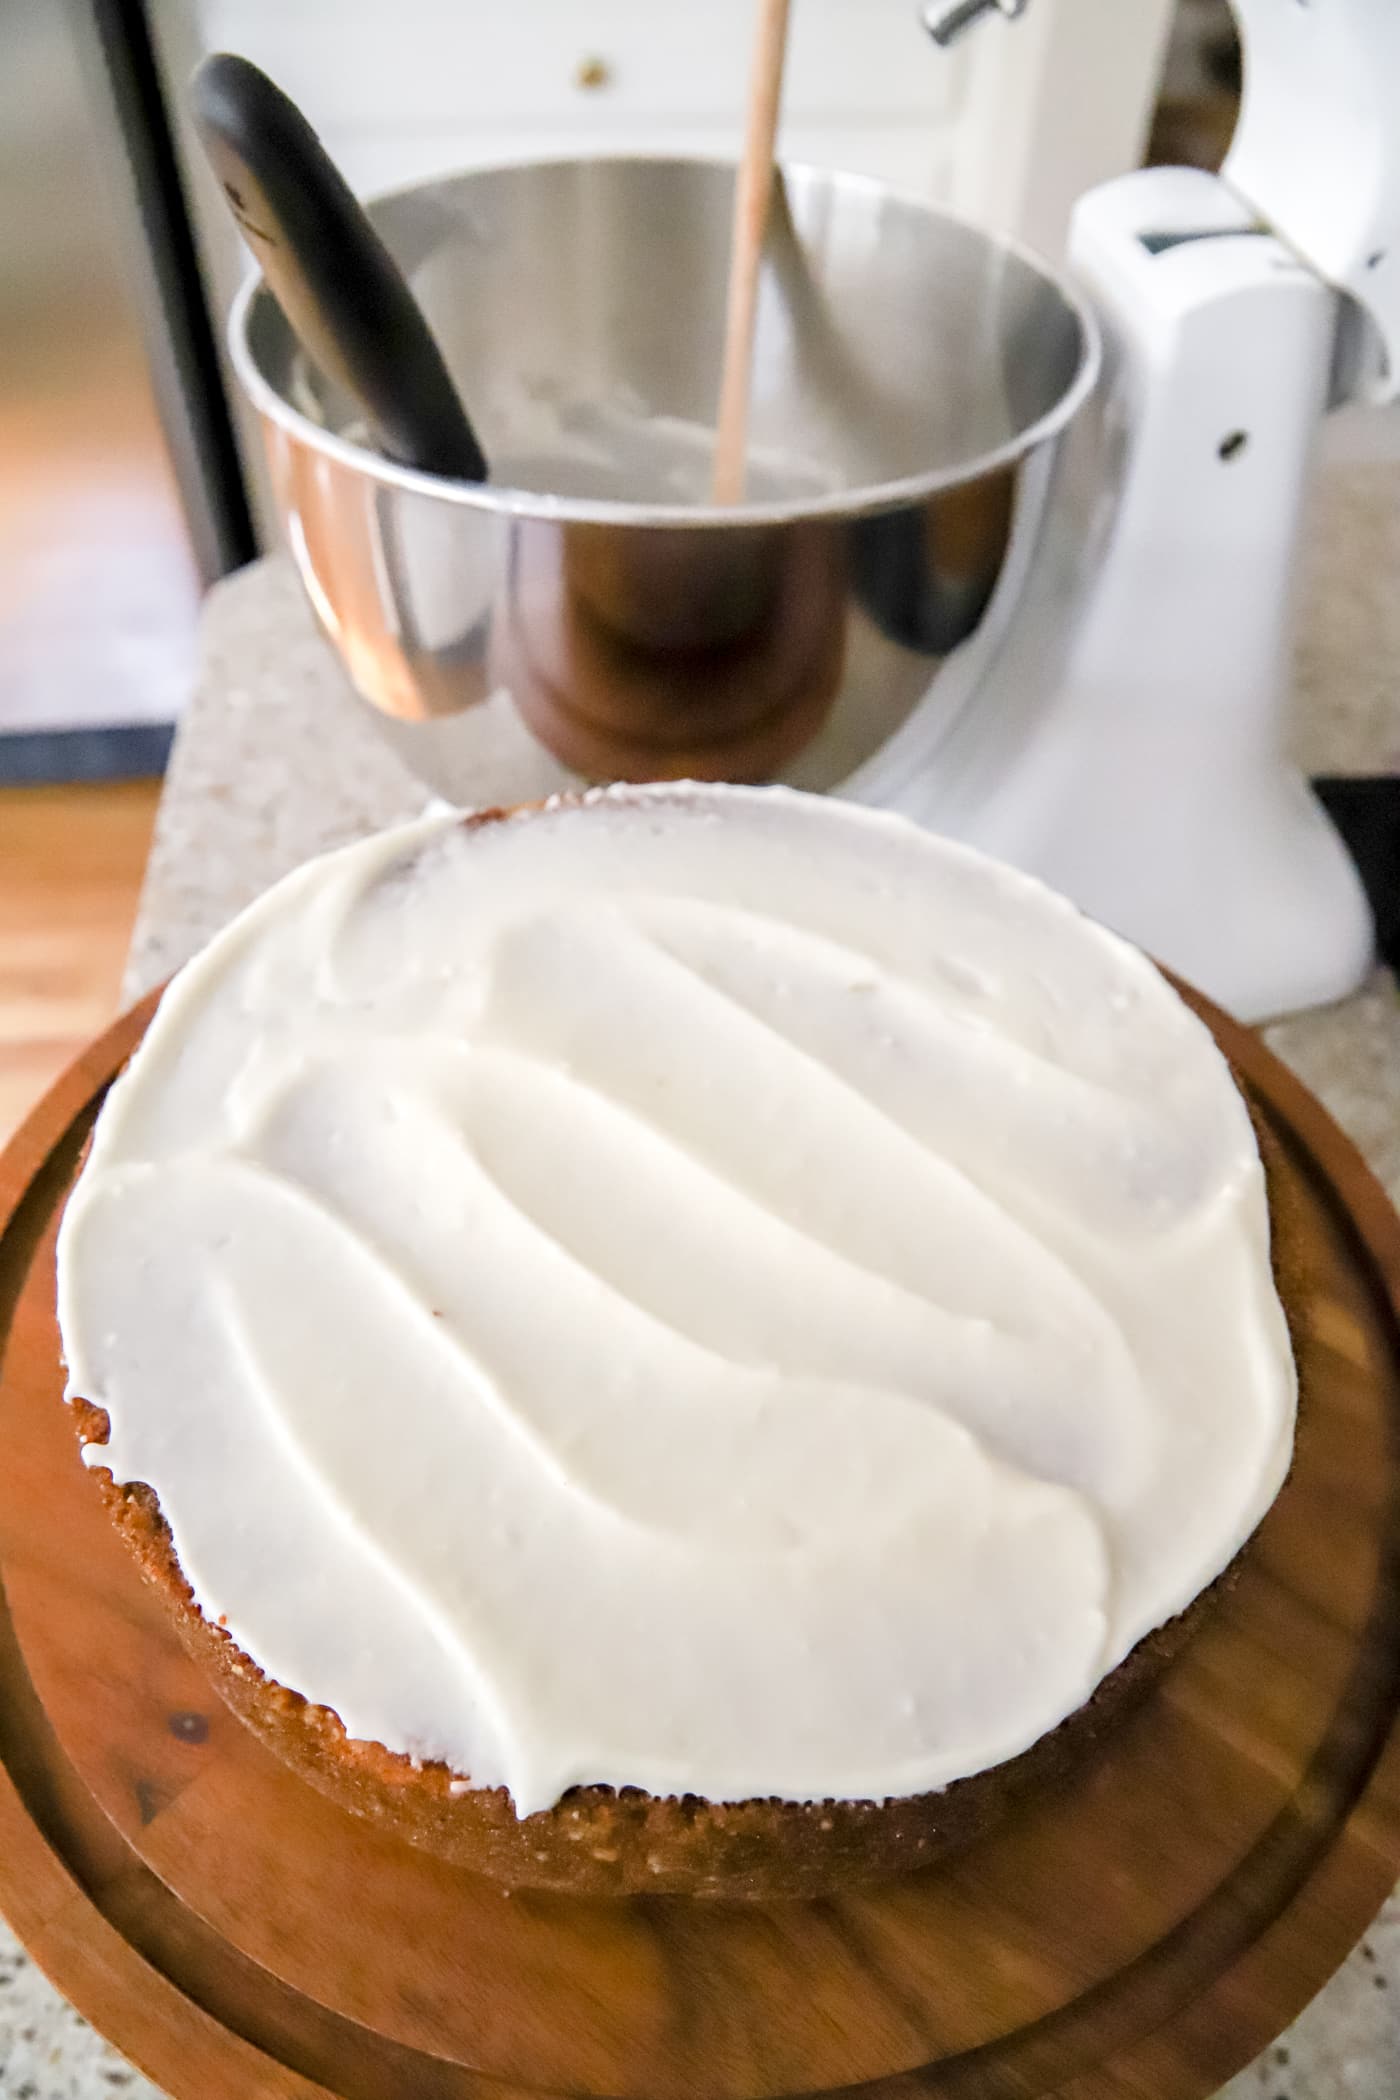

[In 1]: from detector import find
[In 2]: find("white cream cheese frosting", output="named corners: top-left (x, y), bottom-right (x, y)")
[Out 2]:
top-left (56, 784), bottom-right (1297, 1817)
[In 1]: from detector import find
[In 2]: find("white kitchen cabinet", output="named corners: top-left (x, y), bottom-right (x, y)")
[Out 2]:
top-left (188, 0), bottom-right (1174, 242)
top-left (195, 0), bottom-right (964, 136)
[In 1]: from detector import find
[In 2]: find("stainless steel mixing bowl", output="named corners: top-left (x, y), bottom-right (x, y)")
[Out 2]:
top-left (229, 155), bottom-right (1098, 797)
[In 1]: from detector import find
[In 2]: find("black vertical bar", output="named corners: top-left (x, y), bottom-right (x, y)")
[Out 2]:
top-left (82, 0), bottom-right (258, 579)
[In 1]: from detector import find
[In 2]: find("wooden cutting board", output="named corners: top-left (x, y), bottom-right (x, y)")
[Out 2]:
top-left (2, 987), bottom-right (1400, 2100)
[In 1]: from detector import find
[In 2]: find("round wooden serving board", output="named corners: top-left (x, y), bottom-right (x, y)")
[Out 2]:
top-left (2, 990), bottom-right (1400, 2100)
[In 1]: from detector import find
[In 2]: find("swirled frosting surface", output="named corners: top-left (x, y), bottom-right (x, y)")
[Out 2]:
top-left (57, 785), bottom-right (1296, 1814)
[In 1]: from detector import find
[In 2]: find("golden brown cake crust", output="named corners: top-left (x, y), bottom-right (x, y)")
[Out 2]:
top-left (64, 1399), bottom-right (1238, 1897)
top-left (67, 984), bottom-right (1304, 1900)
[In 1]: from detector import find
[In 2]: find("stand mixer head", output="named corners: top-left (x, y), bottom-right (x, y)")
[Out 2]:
top-left (923, 0), bottom-right (1400, 404)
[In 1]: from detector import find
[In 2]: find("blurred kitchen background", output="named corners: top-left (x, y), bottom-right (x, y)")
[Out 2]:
top-left (0, 0), bottom-right (1255, 1140)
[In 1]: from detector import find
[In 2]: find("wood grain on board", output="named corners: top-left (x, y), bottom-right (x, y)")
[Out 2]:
top-left (0, 989), bottom-right (1399, 2100)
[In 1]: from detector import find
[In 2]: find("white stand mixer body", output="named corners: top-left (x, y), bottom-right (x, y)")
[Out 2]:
top-left (858, 0), bottom-right (1399, 1022)
top-left (860, 166), bottom-right (1373, 1023)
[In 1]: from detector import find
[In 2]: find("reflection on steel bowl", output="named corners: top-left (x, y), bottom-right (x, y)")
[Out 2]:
top-left (230, 156), bottom-right (1097, 793)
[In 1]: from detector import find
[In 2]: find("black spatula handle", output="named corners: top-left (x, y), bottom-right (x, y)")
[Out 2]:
top-left (193, 52), bottom-right (488, 482)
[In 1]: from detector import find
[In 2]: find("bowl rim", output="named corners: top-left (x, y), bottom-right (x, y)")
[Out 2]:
top-left (227, 151), bottom-right (1102, 531)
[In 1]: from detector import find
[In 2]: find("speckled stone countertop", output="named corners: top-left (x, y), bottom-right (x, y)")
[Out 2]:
top-left (6, 460), bottom-right (1400, 2098)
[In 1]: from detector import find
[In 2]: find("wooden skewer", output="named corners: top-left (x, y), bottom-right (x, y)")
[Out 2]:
top-left (712, 0), bottom-right (794, 505)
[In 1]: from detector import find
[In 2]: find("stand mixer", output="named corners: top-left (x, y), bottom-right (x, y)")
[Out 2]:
top-left (885, 0), bottom-right (1397, 1020)
top-left (218, 1), bottom-right (1397, 1025)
